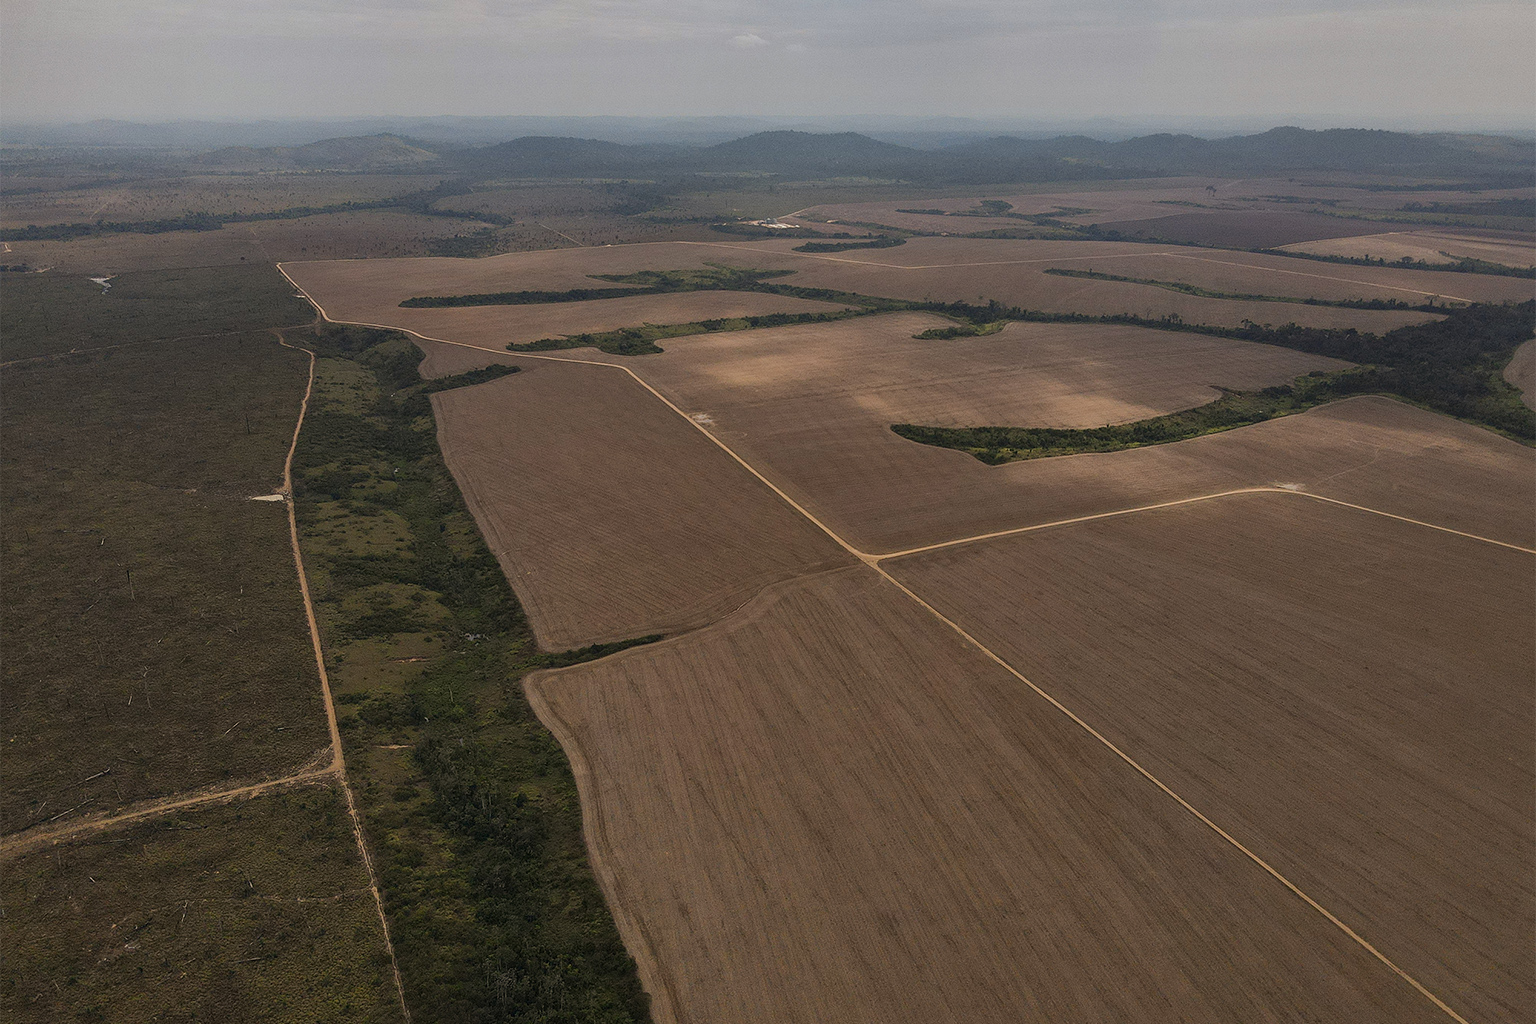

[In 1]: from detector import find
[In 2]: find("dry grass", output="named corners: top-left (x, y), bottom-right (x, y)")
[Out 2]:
top-left (430, 359), bottom-right (852, 648)
top-left (528, 566), bottom-right (1449, 1024)
top-left (886, 490), bottom-right (1533, 1024)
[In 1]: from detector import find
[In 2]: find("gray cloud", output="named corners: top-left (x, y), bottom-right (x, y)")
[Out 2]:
top-left (2, 0), bottom-right (1530, 124)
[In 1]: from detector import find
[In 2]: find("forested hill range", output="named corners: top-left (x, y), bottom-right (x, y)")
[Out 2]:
top-left (17, 126), bottom-right (1533, 185)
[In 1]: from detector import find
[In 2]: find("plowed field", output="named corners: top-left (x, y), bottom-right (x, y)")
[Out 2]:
top-left (527, 567), bottom-right (1451, 1024)
top-left (429, 359), bottom-right (851, 649)
top-left (886, 491), bottom-right (1534, 1024)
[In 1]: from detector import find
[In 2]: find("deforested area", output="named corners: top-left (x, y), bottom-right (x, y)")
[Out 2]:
top-left (428, 357), bottom-right (854, 648)
top-left (4, 49), bottom-right (1533, 1020)
top-left (0, 322), bottom-right (329, 832)
top-left (527, 567), bottom-right (1451, 1024)
top-left (885, 491), bottom-right (1534, 1024)
top-left (2, 787), bottom-right (402, 1023)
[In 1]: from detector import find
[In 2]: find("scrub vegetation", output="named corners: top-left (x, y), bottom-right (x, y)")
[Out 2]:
top-left (288, 323), bottom-right (653, 1022)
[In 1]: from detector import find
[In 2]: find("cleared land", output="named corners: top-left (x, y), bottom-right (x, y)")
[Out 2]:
top-left (299, 288), bottom-right (849, 351)
top-left (430, 359), bottom-right (852, 648)
top-left (886, 491), bottom-right (1534, 1024)
top-left (528, 566), bottom-right (1449, 1024)
top-left (625, 320), bottom-right (1530, 552)
top-left (284, 237), bottom-right (1479, 333)
top-left (2, 786), bottom-right (400, 1023)
top-left (1, 333), bottom-right (330, 831)
top-left (793, 179), bottom-right (1536, 244)
top-left (1280, 229), bottom-right (1536, 268)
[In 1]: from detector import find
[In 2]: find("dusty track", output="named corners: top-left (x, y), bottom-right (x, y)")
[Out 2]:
top-left (273, 331), bottom-right (411, 1022)
top-left (277, 261), bottom-right (1529, 1022)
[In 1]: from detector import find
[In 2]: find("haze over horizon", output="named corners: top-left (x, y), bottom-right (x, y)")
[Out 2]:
top-left (4, 0), bottom-right (1533, 131)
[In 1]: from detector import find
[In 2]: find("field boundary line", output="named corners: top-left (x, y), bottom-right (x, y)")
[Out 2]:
top-left (0, 769), bottom-right (337, 861)
top-left (275, 265), bottom-right (1483, 1022)
top-left (524, 682), bottom-right (688, 1024)
top-left (1159, 252), bottom-right (1476, 303)
top-left (273, 331), bottom-right (412, 1023)
top-left (875, 486), bottom-right (1535, 561)
top-left (1283, 489), bottom-right (1536, 554)
top-left (865, 560), bottom-right (1472, 1024)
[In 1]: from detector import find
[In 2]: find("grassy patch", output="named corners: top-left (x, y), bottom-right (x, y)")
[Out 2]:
top-left (1, 334), bottom-right (328, 828)
top-left (0, 264), bottom-right (314, 362)
top-left (291, 324), bottom-right (652, 1022)
top-left (1041, 267), bottom-right (1439, 311)
top-left (1, 787), bottom-right (400, 1023)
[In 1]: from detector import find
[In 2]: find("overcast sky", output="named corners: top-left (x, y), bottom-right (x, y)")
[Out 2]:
top-left (4, 0), bottom-right (1532, 127)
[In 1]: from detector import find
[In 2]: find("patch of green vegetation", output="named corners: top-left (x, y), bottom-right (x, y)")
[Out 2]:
top-left (1, 787), bottom-right (401, 1024)
top-left (0, 264), bottom-right (315, 362)
top-left (510, 308), bottom-right (867, 355)
top-left (913, 320), bottom-right (1010, 340)
top-left (792, 236), bottom-right (906, 253)
top-left (290, 323), bottom-right (652, 1022)
top-left (894, 301), bottom-right (1536, 462)
top-left (1, 332), bottom-right (328, 828)
top-left (1041, 266), bottom-right (1439, 311)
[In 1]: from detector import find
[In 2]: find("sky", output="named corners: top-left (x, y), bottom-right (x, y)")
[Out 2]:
top-left (3, 0), bottom-right (1533, 128)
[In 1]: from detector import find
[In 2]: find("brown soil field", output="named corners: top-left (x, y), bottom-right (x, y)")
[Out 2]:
top-left (618, 318), bottom-right (1531, 552)
top-left (429, 359), bottom-right (852, 648)
top-left (1280, 229), bottom-right (1536, 267)
top-left (284, 237), bottom-right (1453, 334)
top-left (527, 565), bottom-right (1449, 1024)
top-left (1506, 339), bottom-right (1536, 408)
top-left (0, 173), bottom-right (447, 228)
top-left (638, 312), bottom-right (1342, 430)
top-left (693, 236), bottom-right (1527, 307)
top-left (290, 287), bottom-right (849, 352)
top-left (793, 179), bottom-right (1535, 234)
top-left (1093, 209), bottom-right (1391, 248)
top-left (886, 491), bottom-right (1534, 1024)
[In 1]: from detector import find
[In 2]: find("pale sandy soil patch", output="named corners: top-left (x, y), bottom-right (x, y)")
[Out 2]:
top-left (527, 566), bottom-right (1449, 1024)
top-left (1505, 339), bottom-right (1536, 409)
top-left (887, 491), bottom-right (1533, 1024)
top-left (429, 360), bottom-right (852, 649)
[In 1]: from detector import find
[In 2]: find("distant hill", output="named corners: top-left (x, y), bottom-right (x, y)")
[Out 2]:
top-left (448, 127), bottom-right (1533, 185)
top-left (192, 134), bottom-right (442, 171)
top-left (159, 126), bottom-right (1535, 185)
